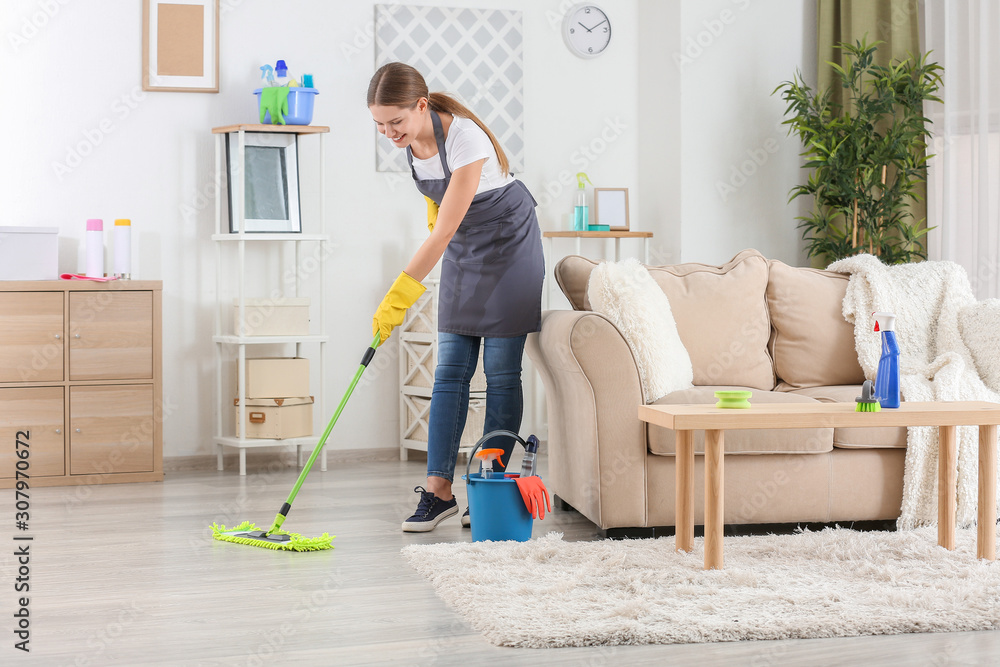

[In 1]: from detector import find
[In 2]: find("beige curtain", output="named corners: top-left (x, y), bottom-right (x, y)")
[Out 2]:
top-left (817, 0), bottom-right (926, 249)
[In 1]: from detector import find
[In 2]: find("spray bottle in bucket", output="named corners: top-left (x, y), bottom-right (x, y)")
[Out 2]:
top-left (872, 312), bottom-right (900, 409)
top-left (463, 430), bottom-right (536, 542)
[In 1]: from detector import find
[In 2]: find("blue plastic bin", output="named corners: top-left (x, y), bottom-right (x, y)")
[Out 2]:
top-left (462, 430), bottom-right (534, 542)
top-left (254, 87), bottom-right (318, 125)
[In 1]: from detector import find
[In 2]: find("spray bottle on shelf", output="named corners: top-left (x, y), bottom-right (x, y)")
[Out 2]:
top-left (573, 172), bottom-right (592, 231)
top-left (274, 60), bottom-right (291, 86)
top-left (519, 434), bottom-right (539, 477)
top-left (872, 312), bottom-right (900, 409)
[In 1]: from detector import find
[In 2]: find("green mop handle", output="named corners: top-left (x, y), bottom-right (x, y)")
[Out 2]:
top-left (267, 332), bottom-right (381, 534)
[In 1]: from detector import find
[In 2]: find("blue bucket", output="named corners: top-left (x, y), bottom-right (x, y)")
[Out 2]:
top-left (254, 87), bottom-right (318, 125)
top-left (462, 430), bottom-right (534, 542)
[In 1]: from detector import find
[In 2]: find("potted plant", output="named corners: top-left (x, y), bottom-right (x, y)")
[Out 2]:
top-left (775, 39), bottom-right (943, 265)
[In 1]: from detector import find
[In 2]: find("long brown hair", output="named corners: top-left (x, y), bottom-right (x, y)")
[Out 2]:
top-left (367, 62), bottom-right (510, 176)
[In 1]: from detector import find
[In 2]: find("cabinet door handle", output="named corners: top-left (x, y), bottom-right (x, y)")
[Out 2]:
top-left (55, 428), bottom-right (62, 434)
top-left (74, 334), bottom-right (81, 339)
top-left (54, 334), bottom-right (61, 340)
top-left (75, 428), bottom-right (82, 433)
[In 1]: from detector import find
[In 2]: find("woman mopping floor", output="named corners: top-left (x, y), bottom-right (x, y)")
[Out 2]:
top-left (367, 63), bottom-right (544, 532)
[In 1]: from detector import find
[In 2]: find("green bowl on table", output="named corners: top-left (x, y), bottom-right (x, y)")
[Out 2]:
top-left (714, 390), bottom-right (752, 409)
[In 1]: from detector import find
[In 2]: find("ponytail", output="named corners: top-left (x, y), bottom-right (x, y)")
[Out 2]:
top-left (428, 92), bottom-right (510, 177)
top-left (368, 62), bottom-right (511, 176)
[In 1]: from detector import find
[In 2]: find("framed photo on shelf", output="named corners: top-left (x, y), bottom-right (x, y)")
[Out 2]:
top-left (142, 0), bottom-right (219, 92)
top-left (225, 133), bottom-right (302, 233)
top-left (594, 188), bottom-right (630, 231)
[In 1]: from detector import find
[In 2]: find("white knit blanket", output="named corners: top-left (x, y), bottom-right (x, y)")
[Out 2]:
top-left (827, 254), bottom-right (1000, 529)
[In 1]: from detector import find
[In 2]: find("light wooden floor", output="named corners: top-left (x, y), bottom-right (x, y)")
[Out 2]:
top-left (6, 453), bottom-right (1000, 666)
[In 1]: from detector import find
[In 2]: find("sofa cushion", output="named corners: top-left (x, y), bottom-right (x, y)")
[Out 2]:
top-left (587, 258), bottom-right (693, 402)
top-left (785, 385), bottom-right (908, 449)
top-left (767, 260), bottom-right (865, 389)
top-left (647, 386), bottom-right (833, 456)
top-left (555, 250), bottom-right (775, 390)
top-left (959, 301), bottom-right (1000, 393)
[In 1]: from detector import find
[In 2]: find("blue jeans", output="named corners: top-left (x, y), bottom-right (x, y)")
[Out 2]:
top-left (426, 332), bottom-right (527, 482)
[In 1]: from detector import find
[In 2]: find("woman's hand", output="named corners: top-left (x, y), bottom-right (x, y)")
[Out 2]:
top-left (372, 271), bottom-right (426, 345)
top-left (404, 158), bottom-right (485, 281)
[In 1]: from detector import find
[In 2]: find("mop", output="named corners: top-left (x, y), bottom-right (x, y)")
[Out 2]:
top-left (211, 334), bottom-right (380, 551)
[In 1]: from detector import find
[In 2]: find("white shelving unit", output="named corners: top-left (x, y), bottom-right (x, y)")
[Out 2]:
top-left (398, 279), bottom-right (487, 461)
top-left (211, 123), bottom-right (330, 476)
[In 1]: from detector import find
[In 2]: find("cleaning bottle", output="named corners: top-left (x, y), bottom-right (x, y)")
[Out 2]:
top-left (519, 434), bottom-right (539, 477)
top-left (85, 219), bottom-right (104, 278)
top-left (113, 219), bottom-right (131, 280)
top-left (475, 448), bottom-right (504, 479)
top-left (274, 60), bottom-right (290, 87)
top-left (573, 172), bottom-right (592, 231)
top-left (872, 312), bottom-right (900, 409)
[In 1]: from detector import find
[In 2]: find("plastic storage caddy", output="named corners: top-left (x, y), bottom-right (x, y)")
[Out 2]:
top-left (462, 430), bottom-right (534, 542)
top-left (254, 88), bottom-right (318, 125)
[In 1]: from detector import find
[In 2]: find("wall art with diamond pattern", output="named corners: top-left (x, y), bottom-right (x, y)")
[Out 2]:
top-left (374, 4), bottom-right (525, 173)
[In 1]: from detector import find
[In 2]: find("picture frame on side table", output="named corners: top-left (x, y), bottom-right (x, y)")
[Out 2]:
top-left (225, 133), bottom-right (302, 233)
top-left (594, 188), bottom-right (630, 231)
top-left (142, 0), bottom-right (220, 92)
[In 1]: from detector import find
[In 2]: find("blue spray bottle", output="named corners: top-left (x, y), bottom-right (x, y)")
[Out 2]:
top-left (872, 312), bottom-right (900, 409)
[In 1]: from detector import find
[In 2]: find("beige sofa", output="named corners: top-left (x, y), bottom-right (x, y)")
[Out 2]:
top-left (526, 249), bottom-right (906, 535)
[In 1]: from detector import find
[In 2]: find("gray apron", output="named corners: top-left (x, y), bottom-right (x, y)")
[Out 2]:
top-left (406, 111), bottom-right (544, 337)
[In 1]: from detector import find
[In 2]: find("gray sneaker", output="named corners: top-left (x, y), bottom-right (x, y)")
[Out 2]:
top-left (461, 508), bottom-right (470, 527)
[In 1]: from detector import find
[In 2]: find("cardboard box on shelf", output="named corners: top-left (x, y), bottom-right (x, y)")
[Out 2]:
top-left (243, 357), bottom-right (310, 398)
top-left (234, 396), bottom-right (314, 440)
top-left (232, 297), bottom-right (310, 336)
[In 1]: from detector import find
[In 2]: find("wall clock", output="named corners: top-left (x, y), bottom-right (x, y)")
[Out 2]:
top-left (563, 4), bottom-right (611, 59)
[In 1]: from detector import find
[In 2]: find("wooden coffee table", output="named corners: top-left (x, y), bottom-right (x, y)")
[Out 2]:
top-left (638, 401), bottom-right (1000, 570)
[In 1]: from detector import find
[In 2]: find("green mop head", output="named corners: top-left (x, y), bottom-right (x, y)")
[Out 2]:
top-left (210, 521), bottom-right (334, 551)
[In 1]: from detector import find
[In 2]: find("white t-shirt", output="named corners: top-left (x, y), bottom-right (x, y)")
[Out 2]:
top-left (410, 116), bottom-right (515, 194)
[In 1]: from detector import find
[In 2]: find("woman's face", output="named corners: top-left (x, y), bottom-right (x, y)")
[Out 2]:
top-left (370, 100), bottom-right (427, 148)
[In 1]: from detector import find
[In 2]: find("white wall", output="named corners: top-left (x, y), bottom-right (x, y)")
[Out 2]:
top-left (638, 0), bottom-right (817, 266)
top-left (2, 0), bottom-right (813, 457)
top-left (1, 0), bottom-right (640, 457)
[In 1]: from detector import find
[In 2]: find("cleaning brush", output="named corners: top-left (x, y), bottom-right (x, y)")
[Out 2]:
top-left (855, 380), bottom-right (881, 412)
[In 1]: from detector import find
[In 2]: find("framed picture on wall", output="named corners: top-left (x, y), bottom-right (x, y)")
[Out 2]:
top-left (225, 133), bottom-right (302, 233)
top-left (594, 188), bottom-right (630, 231)
top-left (142, 0), bottom-right (220, 92)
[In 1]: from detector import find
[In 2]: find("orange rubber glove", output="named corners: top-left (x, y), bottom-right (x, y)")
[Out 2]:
top-left (372, 271), bottom-right (426, 346)
top-left (514, 476), bottom-right (552, 520)
top-left (425, 196), bottom-right (439, 233)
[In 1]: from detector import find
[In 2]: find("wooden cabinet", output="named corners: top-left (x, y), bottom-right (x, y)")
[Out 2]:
top-left (0, 292), bottom-right (64, 383)
top-left (0, 387), bottom-right (65, 478)
top-left (69, 292), bottom-right (153, 380)
top-left (70, 385), bottom-right (154, 475)
top-left (0, 281), bottom-right (162, 488)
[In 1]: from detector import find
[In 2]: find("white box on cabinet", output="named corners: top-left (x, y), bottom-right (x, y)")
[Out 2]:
top-left (0, 226), bottom-right (58, 280)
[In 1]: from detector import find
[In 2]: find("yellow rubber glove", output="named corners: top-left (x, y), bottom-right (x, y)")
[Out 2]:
top-left (425, 196), bottom-right (439, 233)
top-left (372, 271), bottom-right (426, 345)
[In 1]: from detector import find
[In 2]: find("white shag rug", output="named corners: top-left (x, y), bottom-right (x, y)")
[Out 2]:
top-left (402, 528), bottom-right (1000, 648)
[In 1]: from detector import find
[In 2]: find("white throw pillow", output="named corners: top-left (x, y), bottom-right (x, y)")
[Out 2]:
top-left (959, 300), bottom-right (1000, 392)
top-left (586, 257), bottom-right (694, 402)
